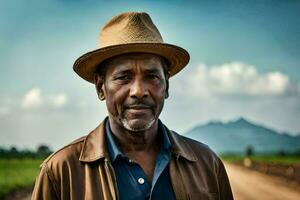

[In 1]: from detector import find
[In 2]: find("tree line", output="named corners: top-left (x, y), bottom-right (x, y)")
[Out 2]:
top-left (0, 144), bottom-right (53, 159)
top-left (245, 145), bottom-right (300, 157)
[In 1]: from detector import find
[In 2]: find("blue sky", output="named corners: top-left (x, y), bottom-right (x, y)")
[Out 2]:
top-left (1, 0), bottom-right (300, 150)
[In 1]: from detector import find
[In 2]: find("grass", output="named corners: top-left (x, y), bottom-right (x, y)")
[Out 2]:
top-left (221, 155), bottom-right (300, 165)
top-left (0, 159), bottom-right (42, 198)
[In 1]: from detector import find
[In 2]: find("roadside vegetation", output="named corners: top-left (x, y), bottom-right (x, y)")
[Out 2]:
top-left (221, 154), bottom-right (300, 165)
top-left (0, 145), bottom-right (52, 199)
top-left (221, 145), bottom-right (300, 165)
top-left (0, 159), bottom-right (42, 198)
top-left (221, 146), bottom-right (300, 184)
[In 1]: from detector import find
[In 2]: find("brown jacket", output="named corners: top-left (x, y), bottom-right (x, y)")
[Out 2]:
top-left (32, 120), bottom-right (233, 200)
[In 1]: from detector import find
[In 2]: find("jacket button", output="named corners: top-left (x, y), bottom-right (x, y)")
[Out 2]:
top-left (138, 178), bottom-right (145, 184)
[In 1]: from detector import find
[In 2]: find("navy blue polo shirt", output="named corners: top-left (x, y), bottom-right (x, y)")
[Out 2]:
top-left (105, 119), bottom-right (176, 200)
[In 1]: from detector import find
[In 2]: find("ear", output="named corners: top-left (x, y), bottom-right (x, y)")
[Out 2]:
top-left (165, 72), bottom-right (170, 99)
top-left (94, 73), bottom-right (105, 101)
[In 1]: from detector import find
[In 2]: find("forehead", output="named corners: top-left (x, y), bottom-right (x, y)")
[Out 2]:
top-left (103, 53), bottom-right (165, 73)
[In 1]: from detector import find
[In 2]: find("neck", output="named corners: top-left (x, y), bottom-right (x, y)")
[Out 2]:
top-left (108, 117), bottom-right (160, 153)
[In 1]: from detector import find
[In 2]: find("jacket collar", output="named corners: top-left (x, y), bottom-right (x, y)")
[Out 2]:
top-left (79, 120), bottom-right (108, 162)
top-left (79, 118), bottom-right (197, 162)
top-left (165, 126), bottom-right (198, 162)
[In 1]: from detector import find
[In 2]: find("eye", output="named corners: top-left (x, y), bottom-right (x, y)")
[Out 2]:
top-left (116, 75), bottom-right (131, 81)
top-left (146, 74), bottom-right (159, 79)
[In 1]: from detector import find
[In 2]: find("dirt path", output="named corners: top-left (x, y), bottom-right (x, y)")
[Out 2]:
top-left (224, 162), bottom-right (300, 200)
top-left (4, 188), bottom-right (31, 200)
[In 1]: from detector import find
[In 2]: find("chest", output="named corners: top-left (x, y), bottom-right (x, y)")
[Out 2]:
top-left (126, 151), bottom-right (158, 182)
top-left (112, 152), bottom-right (175, 200)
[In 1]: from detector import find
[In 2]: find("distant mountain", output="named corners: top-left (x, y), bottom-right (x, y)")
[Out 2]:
top-left (185, 118), bottom-right (300, 154)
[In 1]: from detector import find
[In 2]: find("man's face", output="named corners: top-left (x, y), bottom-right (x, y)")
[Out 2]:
top-left (95, 53), bottom-right (169, 132)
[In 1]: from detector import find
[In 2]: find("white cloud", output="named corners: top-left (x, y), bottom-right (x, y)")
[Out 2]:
top-left (188, 62), bottom-right (291, 97)
top-left (21, 88), bottom-right (68, 110)
top-left (21, 88), bottom-right (43, 109)
top-left (50, 94), bottom-right (68, 108)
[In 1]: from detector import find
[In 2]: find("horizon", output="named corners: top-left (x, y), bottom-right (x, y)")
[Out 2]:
top-left (1, 116), bottom-right (299, 151)
top-left (1, 0), bottom-right (300, 150)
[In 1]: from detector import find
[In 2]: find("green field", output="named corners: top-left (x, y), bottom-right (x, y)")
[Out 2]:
top-left (221, 155), bottom-right (300, 165)
top-left (0, 159), bottom-right (42, 198)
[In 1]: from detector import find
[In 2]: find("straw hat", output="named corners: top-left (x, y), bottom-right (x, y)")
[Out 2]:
top-left (73, 12), bottom-right (190, 83)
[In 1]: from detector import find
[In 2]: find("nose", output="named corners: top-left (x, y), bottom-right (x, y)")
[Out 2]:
top-left (129, 78), bottom-right (149, 99)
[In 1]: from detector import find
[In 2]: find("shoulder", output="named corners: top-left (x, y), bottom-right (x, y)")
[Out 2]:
top-left (170, 130), bottom-right (222, 164)
top-left (41, 135), bottom-right (87, 170)
top-left (34, 135), bottom-right (88, 196)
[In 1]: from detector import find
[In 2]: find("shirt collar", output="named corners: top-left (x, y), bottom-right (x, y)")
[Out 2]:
top-left (159, 120), bottom-right (172, 151)
top-left (105, 119), bottom-right (123, 162)
top-left (105, 118), bottom-right (172, 163)
top-left (79, 117), bottom-right (197, 163)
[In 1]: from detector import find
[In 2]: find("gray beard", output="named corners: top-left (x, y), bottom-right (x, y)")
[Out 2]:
top-left (121, 118), bottom-right (155, 132)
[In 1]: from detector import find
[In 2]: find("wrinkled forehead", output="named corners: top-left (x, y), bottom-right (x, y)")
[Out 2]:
top-left (102, 53), bottom-right (166, 73)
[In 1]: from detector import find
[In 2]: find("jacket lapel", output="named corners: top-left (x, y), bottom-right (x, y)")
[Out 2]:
top-left (166, 127), bottom-right (197, 162)
top-left (79, 119), bottom-right (109, 162)
top-left (79, 118), bottom-right (118, 200)
top-left (166, 127), bottom-right (198, 200)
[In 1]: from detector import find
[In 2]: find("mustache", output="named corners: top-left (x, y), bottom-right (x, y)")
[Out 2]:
top-left (123, 99), bottom-right (154, 109)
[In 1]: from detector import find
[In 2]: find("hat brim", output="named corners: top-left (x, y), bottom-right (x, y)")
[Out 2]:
top-left (73, 43), bottom-right (190, 83)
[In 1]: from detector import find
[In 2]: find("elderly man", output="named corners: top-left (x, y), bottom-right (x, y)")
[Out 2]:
top-left (32, 12), bottom-right (233, 200)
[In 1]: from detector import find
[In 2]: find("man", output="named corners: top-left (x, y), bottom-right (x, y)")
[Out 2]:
top-left (32, 12), bottom-right (233, 200)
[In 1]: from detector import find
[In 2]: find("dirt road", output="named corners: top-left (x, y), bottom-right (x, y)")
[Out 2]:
top-left (225, 163), bottom-right (300, 200)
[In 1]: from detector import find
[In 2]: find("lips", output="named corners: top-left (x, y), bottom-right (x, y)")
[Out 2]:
top-left (125, 105), bottom-right (152, 116)
top-left (127, 105), bottom-right (151, 110)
